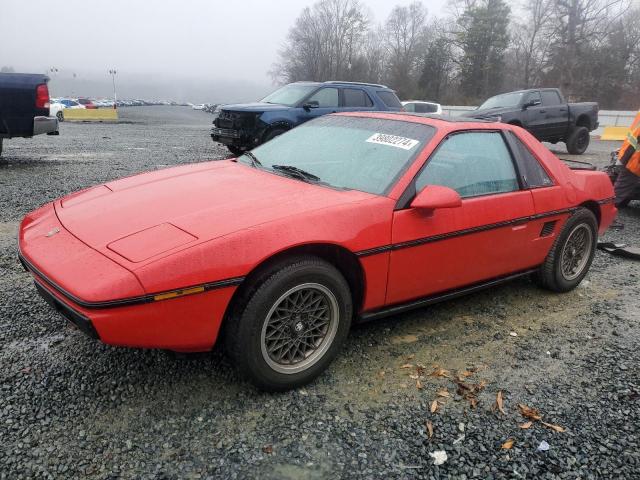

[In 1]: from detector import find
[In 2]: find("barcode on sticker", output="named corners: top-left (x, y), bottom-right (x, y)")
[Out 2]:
top-left (366, 133), bottom-right (419, 150)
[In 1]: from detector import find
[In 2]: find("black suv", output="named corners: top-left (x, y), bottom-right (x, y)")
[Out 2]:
top-left (211, 81), bottom-right (404, 155)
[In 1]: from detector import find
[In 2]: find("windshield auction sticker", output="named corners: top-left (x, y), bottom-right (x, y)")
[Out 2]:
top-left (366, 133), bottom-right (419, 150)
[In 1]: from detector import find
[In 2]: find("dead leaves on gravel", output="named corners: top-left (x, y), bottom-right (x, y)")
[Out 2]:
top-left (517, 403), bottom-right (566, 432)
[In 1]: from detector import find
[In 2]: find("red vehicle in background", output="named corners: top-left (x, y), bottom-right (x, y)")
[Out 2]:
top-left (18, 112), bottom-right (616, 390)
top-left (76, 98), bottom-right (97, 109)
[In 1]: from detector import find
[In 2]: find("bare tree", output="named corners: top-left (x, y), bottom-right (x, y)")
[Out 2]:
top-left (384, 2), bottom-right (428, 98)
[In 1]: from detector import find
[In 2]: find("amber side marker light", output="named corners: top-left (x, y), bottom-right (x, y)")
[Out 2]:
top-left (153, 286), bottom-right (205, 302)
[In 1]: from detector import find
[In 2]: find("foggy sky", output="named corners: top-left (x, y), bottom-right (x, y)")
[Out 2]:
top-left (1, 0), bottom-right (447, 102)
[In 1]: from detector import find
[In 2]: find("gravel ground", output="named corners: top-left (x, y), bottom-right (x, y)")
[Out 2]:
top-left (1, 107), bottom-right (638, 479)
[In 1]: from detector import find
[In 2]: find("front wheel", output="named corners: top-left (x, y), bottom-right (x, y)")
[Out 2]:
top-left (535, 208), bottom-right (597, 292)
top-left (225, 256), bottom-right (352, 391)
top-left (566, 126), bottom-right (590, 155)
top-left (227, 145), bottom-right (244, 156)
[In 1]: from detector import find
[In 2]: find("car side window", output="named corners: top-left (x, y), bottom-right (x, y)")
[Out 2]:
top-left (415, 103), bottom-right (438, 113)
top-left (541, 91), bottom-right (561, 106)
top-left (526, 91), bottom-right (542, 105)
top-left (404, 103), bottom-right (416, 112)
top-left (506, 132), bottom-right (554, 188)
top-left (415, 132), bottom-right (519, 198)
top-left (307, 88), bottom-right (339, 108)
top-left (343, 88), bottom-right (373, 107)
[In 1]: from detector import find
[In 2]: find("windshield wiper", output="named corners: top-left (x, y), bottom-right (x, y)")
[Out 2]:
top-left (272, 164), bottom-right (321, 183)
top-left (242, 151), bottom-right (262, 168)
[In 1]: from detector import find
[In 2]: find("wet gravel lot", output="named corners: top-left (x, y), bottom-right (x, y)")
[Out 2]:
top-left (1, 107), bottom-right (639, 479)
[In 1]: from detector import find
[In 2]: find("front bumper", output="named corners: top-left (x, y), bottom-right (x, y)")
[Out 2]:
top-left (33, 116), bottom-right (59, 136)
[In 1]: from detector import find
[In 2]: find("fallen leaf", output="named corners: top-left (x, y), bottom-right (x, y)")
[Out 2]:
top-left (430, 367), bottom-right (450, 378)
top-left (437, 389), bottom-right (450, 398)
top-left (518, 403), bottom-right (542, 421)
top-left (416, 378), bottom-right (423, 390)
top-left (519, 421), bottom-right (533, 429)
top-left (429, 450), bottom-right (448, 465)
top-left (542, 421), bottom-right (566, 433)
top-left (501, 438), bottom-right (515, 450)
top-left (262, 445), bottom-right (273, 454)
top-left (400, 364), bottom-right (413, 369)
top-left (406, 354), bottom-right (415, 361)
top-left (377, 370), bottom-right (386, 378)
top-left (430, 400), bottom-right (439, 413)
top-left (459, 370), bottom-right (474, 378)
top-left (426, 420), bottom-right (433, 438)
top-left (469, 397), bottom-right (478, 409)
top-left (496, 391), bottom-right (506, 415)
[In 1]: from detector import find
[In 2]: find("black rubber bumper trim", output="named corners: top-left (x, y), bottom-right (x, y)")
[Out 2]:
top-left (34, 280), bottom-right (100, 339)
top-left (18, 251), bottom-right (244, 310)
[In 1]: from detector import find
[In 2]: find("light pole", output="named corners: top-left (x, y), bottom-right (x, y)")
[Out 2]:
top-left (108, 69), bottom-right (117, 109)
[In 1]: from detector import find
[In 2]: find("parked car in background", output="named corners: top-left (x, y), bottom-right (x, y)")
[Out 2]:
top-left (402, 100), bottom-right (442, 115)
top-left (76, 98), bottom-right (97, 109)
top-left (49, 98), bottom-right (85, 121)
top-left (0, 72), bottom-right (58, 156)
top-left (211, 81), bottom-right (404, 155)
top-left (462, 88), bottom-right (599, 155)
top-left (19, 112), bottom-right (616, 390)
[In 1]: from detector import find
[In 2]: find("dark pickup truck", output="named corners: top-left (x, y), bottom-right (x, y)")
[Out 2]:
top-left (0, 73), bottom-right (58, 156)
top-left (462, 88), bottom-right (598, 154)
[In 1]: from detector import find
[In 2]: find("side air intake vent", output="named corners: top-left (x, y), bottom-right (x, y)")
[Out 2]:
top-left (540, 221), bottom-right (557, 237)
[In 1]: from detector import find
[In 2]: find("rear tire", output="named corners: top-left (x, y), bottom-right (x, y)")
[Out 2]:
top-left (224, 256), bottom-right (352, 391)
top-left (535, 208), bottom-right (597, 292)
top-left (566, 126), bottom-right (590, 155)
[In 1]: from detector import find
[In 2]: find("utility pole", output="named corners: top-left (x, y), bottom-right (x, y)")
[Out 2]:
top-left (108, 69), bottom-right (117, 109)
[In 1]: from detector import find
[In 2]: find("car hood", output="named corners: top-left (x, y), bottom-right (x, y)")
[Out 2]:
top-left (221, 102), bottom-right (292, 112)
top-left (461, 107), bottom-right (514, 118)
top-left (55, 160), bottom-right (374, 266)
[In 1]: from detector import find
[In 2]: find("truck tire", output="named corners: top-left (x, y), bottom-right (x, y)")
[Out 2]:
top-left (566, 126), bottom-right (590, 155)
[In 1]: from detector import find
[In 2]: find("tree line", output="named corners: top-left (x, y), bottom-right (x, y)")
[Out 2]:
top-left (271, 0), bottom-right (640, 109)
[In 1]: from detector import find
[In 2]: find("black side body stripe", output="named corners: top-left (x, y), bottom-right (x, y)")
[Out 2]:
top-left (356, 207), bottom-right (576, 258)
top-left (18, 251), bottom-right (244, 309)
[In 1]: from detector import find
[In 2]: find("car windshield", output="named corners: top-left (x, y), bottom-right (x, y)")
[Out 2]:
top-left (478, 92), bottom-right (524, 110)
top-left (261, 84), bottom-right (318, 107)
top-left (238, 116), bottom-right (435, 195)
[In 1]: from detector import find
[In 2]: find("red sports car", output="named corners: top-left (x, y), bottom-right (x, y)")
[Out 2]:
top-left (19, 112), bottom-right (616, 390)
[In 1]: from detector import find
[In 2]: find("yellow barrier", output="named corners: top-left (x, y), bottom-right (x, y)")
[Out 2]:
top-left (62, 108), bottom-right (119, 122)
top-left (601, 126), bottom-right (631, 141)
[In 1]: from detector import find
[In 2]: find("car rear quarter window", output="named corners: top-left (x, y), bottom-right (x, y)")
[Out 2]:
top-left (308, 88), bottom-right (339, 108)
top-left (377, 90), bottom-right (403, 109)
top-left (541, 90), bottom-right (562, 106)
top-left (507, 132), bottom-right (554, 188)
top-left (415, 103), bottom-right (438, 113)
top-left (416, 131), bottom-right (519, 198)
top-left (343, 88), bottom-right (374, 107)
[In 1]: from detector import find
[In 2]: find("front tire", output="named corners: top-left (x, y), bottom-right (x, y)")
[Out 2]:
top-left (225, 256), bottom-right (352, 391)
top-left (227, 145), bottom-right (244, 156)
top-left (566, 126), bottom-right (590, 155)
top-left (535, 208), bottom-right (597, 292)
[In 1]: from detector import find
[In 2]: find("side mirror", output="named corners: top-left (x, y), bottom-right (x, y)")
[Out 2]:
top-left (303, 100), bottom-right (319, 111)
top-left (523, 99), bottom-right (541, 109)
top-left (410, 185), bottom-right (462, 211)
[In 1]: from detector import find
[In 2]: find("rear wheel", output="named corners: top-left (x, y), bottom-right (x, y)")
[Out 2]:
top-left (535, 208), bottom-right (597, 292)
top-left (566, 126), bottom-right (590, 155)
top-left (224, 256), bottom-right (352, 391)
